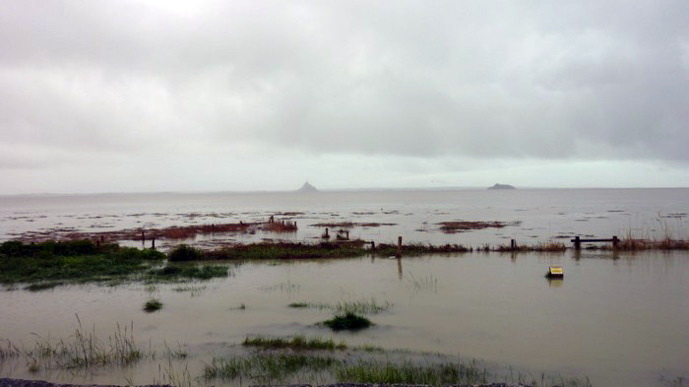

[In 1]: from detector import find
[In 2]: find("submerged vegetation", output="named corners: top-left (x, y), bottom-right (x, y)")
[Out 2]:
top-left (203, 352), bottom-right (489, 386)
top-left (336, 359), bottom-right (488, 385)
top-left (288, 298), bottom-right (392, 315)
top-left (0, 320), bottom-right (192, 375)
top-left (204, 352), bottom-right (338, 383)
top-left (143, 298), bottom-right (163, 312)
top-left (321, 312), bottom-right (373, 331)
top-left (243, 335), bottom-right (346, 350)
top-left (204, 338), bottom-right (593, 387)
top-left (17, 321), bottom-right (146, 371)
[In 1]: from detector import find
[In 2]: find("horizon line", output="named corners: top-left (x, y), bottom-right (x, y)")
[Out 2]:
top-left (2, 185), bottom-right (688, 197)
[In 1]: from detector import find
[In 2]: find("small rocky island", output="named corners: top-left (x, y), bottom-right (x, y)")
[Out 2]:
top-left (296, 181), bottom-right (319, 192)
top-left (488, 183), bottom-right (516, 190)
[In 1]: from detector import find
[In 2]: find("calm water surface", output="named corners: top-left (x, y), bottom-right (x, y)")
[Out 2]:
top-left (1, 250), bottom-right (688, 386)
top-left (1, 189), bottom-right (688, 386)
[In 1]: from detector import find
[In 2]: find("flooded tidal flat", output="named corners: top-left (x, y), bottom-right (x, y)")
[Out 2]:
top-left (1, 251), bottom-right (689, 386)
top-left (1, 188), bottom-right (688, 249)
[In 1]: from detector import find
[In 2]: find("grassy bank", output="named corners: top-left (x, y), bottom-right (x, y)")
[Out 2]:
top-left (0, 240), bottom-right (229, 288)
top-left (204, 335), bottom-right (592, 387)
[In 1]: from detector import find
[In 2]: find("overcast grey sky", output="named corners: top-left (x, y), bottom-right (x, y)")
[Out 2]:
top-left (1, 0), bottom-right (688, 194)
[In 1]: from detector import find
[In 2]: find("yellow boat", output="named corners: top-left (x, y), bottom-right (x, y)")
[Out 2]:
top-left (546, 265), bottom-right (564, 278)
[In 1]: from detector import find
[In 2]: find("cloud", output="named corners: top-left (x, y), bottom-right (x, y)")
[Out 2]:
top-left (0, 0), bottom-right (688, 192)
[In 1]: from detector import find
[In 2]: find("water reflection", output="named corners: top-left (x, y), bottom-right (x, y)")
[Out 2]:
top-left (547, 277), bottom-right (564, 288)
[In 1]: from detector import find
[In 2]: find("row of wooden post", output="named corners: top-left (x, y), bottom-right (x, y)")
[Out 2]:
top-left (140, 231), bottom-right (155, 250)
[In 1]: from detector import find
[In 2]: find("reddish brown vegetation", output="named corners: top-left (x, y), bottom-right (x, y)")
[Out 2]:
top-left (610, 238), bottom-right (689, 251)
top-left (12, 219), bottom-right (297, 244)
top-left (437, 221), bottom-right (508, 233)
top-left (493, 241), bottom-right (567, 252)
top-left (311, 222), bottom-right (396, 228)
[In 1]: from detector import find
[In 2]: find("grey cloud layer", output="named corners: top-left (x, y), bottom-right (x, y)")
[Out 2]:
top-left (1, 0), bottom-right (688, 168)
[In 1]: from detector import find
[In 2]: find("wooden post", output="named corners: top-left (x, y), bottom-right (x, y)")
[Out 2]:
top-left (151, 238), bottom-right (156, 250)
top-left (573, 236), bottom-right (581, 250)
top-left (371, 241), bottom-right (376, 251)
top-left (396, 236), bottom-right (402, 258)
top-left (141, 231), bottom-right (145, 242)
top-left (345, 231), bottom-right (350, 240)
top-left (612, 235), bottom-right (619, 249)
top-left (510, 239), bottom-right (517, 250)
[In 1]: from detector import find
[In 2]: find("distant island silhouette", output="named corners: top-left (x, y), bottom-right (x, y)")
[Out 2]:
top-left (296, 181), bottom-right (319, 192)
top-left (488, 183), bottom-right (516, 190)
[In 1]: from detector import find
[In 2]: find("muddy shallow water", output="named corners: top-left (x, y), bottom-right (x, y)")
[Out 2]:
top-left (2, 188), bottom-right (688, 249)
top-left (1, 250), bottom-right (688, 386)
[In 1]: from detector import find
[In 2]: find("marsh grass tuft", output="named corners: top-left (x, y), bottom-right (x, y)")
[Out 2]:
top-left (204, 353), bottom-right (337, 383)
top-left (144, 298), bottom-right (163, 312)
top-left (321, 312), bottom-right (373, 331)
top-left (172, 285), bottom-right (207, 297)
top-left (288, 298), bottom-right (392, 315)
top-left (203, 339), bottom-right (592, 386)
top-left (334, 298), bottom-right (393, 315)
top-left (494, 241), bottom-right (567, 252)
top-left (336, 359), bottom-right (487, 385)
top-left (243, 335), bottom-right (346, 350)
top-left (24, 282), bottom-right (64, 291)
top-left (405, 272), bottom-right (438, 293)
top-left (0, 339), bottom-right (21, 360)
top-left (25, 320), bottom-right (146, 370)
top-left (288, 301), bottom-right (330, 310)
top-left (615, 237), bottom-right (689, 251)
top-left (147, 264), bottom-right (229, 281)
top-left (204, 352), bottom-right (488, 386)
top-left (168, 244), bottom-right (204, 262)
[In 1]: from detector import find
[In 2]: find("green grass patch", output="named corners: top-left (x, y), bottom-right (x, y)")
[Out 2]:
top-left (321, 312), bottom-right (373, 331)
top-left (204, 353), bottom-right (338, 383)
top-left (204, 340), bottom-right (592, 387)
top-left (0, 240), bottom-right (232, 288)
top-left (0, 240), bottom-right (165, 286)
top-left (146, 264), bottom-right (228, 281)
top-left (143, 298), bottom-right (163, 312)
top-left (203, 352), bottom-right (487, 386)
top-left (336, 359), bottom-right (487, 385)
top-left (243, 335), bottom-right (346, 350)
top-left (168, 244), bottom-right (204, 261)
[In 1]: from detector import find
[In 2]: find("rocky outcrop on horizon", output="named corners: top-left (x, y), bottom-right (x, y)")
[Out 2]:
top-left (488, 183), bottom-right (516, 190)
top-left (296, 181), bottom-right (318, 192)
